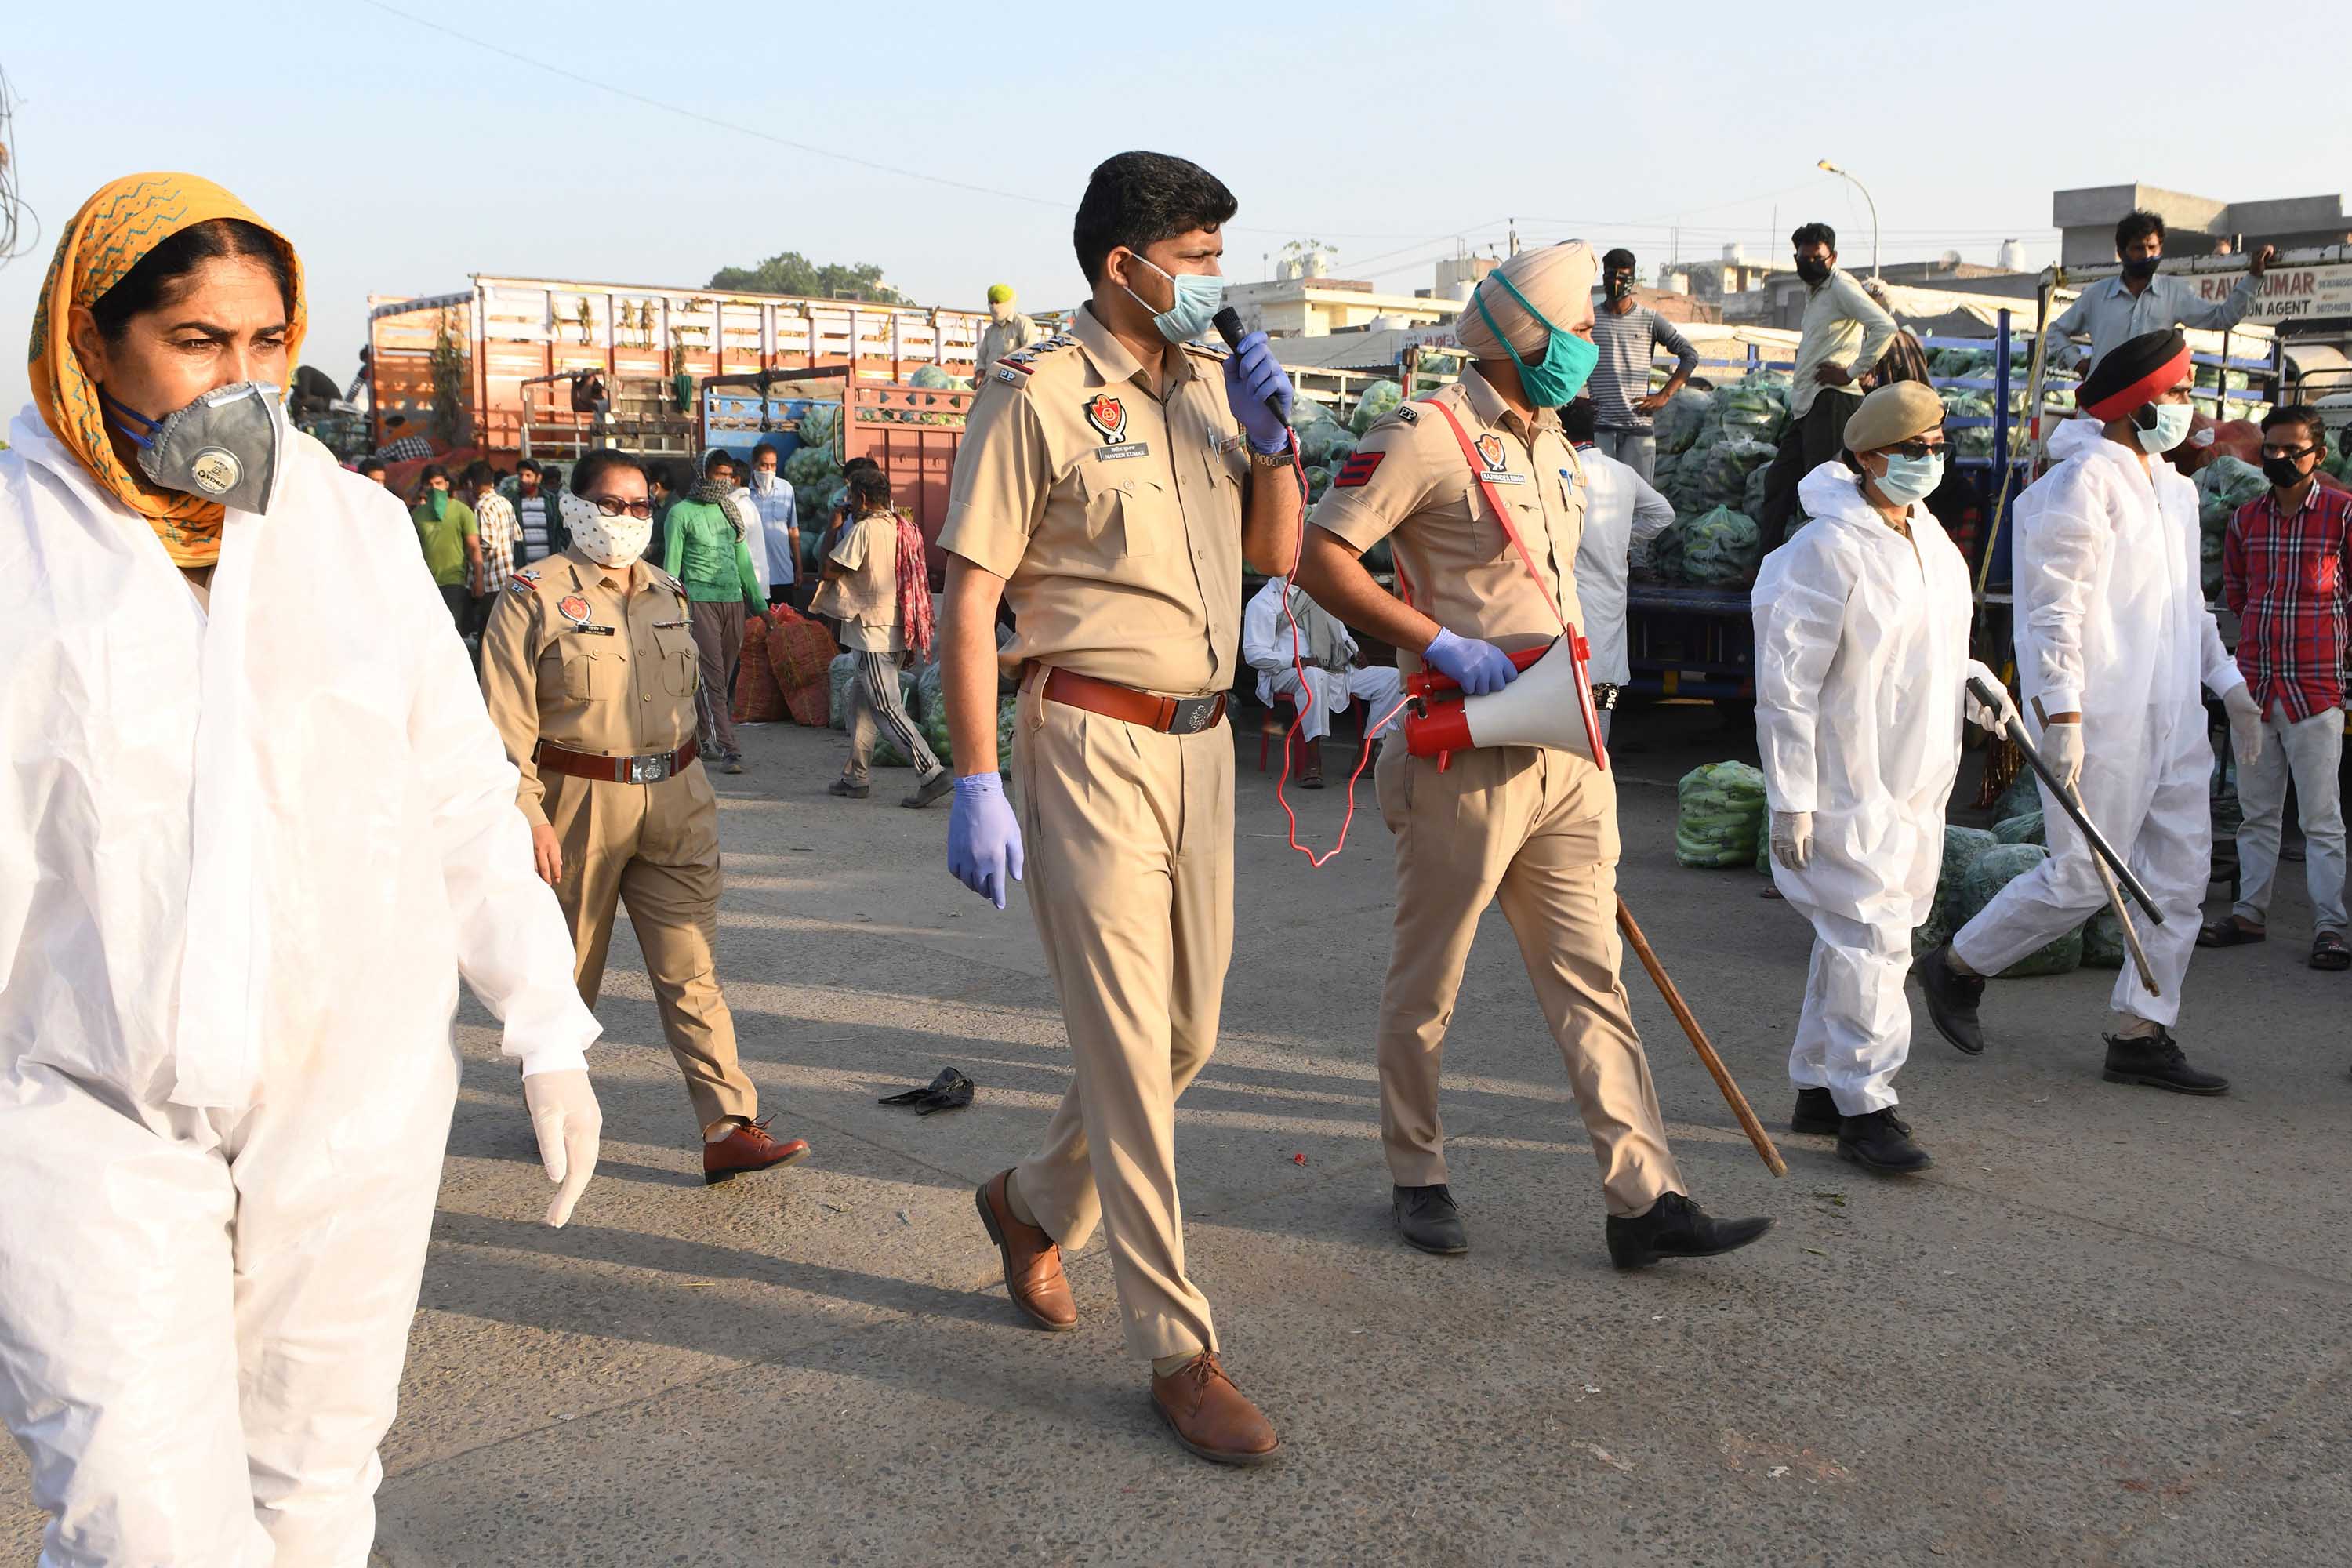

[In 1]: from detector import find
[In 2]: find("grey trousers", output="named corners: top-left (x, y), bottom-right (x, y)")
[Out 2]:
top-left (2234, 706), bottom-right (2348, 934)
top-left (1595, 429), bottom-right (1655, 485)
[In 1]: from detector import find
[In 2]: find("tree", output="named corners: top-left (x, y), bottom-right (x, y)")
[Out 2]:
top-left (707, 252), bottom-right (909, 304)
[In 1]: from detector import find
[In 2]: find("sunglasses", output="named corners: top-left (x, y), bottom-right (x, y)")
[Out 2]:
top-left (587, 495), bottom-right (654, 518)
top-left (1882, 436), bottom-right (1947, 459)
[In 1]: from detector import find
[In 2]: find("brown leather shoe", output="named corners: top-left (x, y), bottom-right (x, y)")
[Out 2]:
top-left (1150, 1352), bottom-right (1280, 1467)
top-left (973, 1171), bottom-right (1077, 1331)
top-left (702, 1118), bottom-right (811, 1185)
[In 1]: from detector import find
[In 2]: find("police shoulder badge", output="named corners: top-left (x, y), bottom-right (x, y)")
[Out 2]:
top-left (557, 594), bottom-right (592, 624)
top-left (1083, 393), bottom-right (1127, 445)
top-left (1473, 433), bottom-right (1507, 473)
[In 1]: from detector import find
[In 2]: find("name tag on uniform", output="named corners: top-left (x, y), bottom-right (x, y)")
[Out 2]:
top-left (1484, 470), bottom-right (1529, 485)
top-left (1096, 441), bottom-right (1151, 461)
top-left (563, 622), bottom-right (617, 637)
top-left (1215, 434), bottom-right (1244, 455)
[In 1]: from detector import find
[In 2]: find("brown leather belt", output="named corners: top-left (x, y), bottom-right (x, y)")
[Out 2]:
top-left (1030, 666), bottom-right (1227, 735)
top-left (535, 737), bottom-right (699, 784)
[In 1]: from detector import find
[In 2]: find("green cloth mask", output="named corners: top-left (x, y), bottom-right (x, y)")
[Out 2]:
top-left (1476, 272), bottom-right (1600, 407)
top-left (428, 488), bottom-right (448, 522)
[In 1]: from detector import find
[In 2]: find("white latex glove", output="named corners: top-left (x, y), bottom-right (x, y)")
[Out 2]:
top-left (523, 1068), bottom-right (602, 1228)
top-left (1963, 661), bottom-right (2019, 735)
top-left (1769, 809), bottom-right (1813, 871)
top-left (2222, 684), bottom-right (2266, 768)
top-left (2040, 720), bottom-right (2084, 793)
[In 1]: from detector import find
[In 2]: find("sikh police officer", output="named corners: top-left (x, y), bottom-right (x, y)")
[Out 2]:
top-left (481, 450), bottom-right (811, 1182)
top-left (1290, 241), bottom-right (1773, 1268)
top-left (936, 151), bottom-right (1301, 1466)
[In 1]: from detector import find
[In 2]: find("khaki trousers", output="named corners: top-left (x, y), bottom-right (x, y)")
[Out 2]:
top-left (1373, 738), bottom-right (1682, 1216)
top-left (1010, 683), bottom-right (1231, 1363)
top-left (545, 760), bottom-right (757, 1131)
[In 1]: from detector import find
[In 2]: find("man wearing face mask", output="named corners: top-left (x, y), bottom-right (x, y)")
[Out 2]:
top-left (1586, 248), bottom-right (1698, 485)
top-left (1753, 383), bottom-right (2016, 1175)
top-left (2205, 405), bottom-right (2352, 970)
top-left (938, 150), bottom-right (1300, 1466)
top-left (1756, 223), bottom-right (1898, 550)
top-left (1291, 240), bottom-right (1772, 1271)
top-left (1917, 329), bottom-right (2264, 1094)
top-left (2044, 210), bottom-right (2274, 376)
top-left (975, 282), bottom-right (1036, 372)
top-left (478, 448), bottom-right (814, 1182)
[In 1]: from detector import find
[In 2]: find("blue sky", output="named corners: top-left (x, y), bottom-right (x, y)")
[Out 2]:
top-left (5, 0), bottom-right (2346, 417)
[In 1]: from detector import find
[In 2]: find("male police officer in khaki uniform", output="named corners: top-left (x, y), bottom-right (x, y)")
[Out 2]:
top-left (480, 449), bottom-right (811, 1184)
top-left (935, 151), bottom-right (1301, 1467)
top-left (1291, 241), bottom-right (1772, 1269)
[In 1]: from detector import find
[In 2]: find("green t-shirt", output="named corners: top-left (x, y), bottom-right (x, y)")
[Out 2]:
top-left (660, 497), bottom-right (763, 604)
top-left (412, 496), bottom-right (478, 587)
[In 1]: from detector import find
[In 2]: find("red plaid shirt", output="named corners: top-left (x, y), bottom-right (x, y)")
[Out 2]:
top-left (2223, 482), bottom-right (2352, 722)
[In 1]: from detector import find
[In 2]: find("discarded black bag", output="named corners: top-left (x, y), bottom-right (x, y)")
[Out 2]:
top-left (878, 1068), bottom-right (974, 1116)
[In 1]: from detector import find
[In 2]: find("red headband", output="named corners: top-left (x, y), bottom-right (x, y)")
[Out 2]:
top-left (2079, 345), bottom-right (2191, 422)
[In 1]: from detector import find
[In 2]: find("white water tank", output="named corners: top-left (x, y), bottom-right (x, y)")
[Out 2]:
top-left (1722, 242), bottom-right (1744, 267)
top-left (1998, 238), bottom-right (2026, 272)
top-left (1301, 246), bottom-right (1333, 279)
top-left (1664, 272), bottom-right (1691, 296)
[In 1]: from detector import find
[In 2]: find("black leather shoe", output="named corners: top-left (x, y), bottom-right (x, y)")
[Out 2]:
top-left (1789, 1087), bottom-right (1840, 1135)
top-left (2102, 1029), bottom-right (2229, 1096)
top-left (1837, 1108), bottom-right (1932, 1174)
top-left (826, 779), bottom-right (870, 799)
top-left (1392, 1184), bottom-right (1468, 1254)
top-left (1606, 1192), bottom-right (1773, 1270)
top-left (900, 770), bottom-right (954, 809)
top-left (1915, 943), bottom-right (1987, 1055)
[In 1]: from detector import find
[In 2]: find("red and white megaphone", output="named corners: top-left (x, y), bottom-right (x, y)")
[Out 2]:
top-left (1404, 633), bottom-right (1610, 771)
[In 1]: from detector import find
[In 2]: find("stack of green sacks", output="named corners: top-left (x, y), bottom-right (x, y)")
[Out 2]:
top-left (1676, 762), bottom-right (1767, 869)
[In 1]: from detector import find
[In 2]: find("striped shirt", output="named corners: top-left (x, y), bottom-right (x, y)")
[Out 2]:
top-left (2223, 482), bottom-right (2352, 722)
top-left (1587, 305), bottom-right (1700, 434)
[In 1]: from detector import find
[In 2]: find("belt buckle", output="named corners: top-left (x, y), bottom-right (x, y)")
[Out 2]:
top-left (1167, 695), bottom-right (1220, 734)
top-left (629, 754), bottom-right (670, 785)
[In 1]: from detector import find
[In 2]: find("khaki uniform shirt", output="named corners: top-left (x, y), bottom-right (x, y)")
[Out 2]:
top-left (1312, 363), bottom-right (1588, 675)
top-left (938, 303), bottom-right (1247, 698)
top-left (479, 546), bottom-right (703, 826)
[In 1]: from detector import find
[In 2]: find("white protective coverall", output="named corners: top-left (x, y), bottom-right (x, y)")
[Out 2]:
top-left (1951, 417), bottom-right (2246, 1025)
top-left (1570, 441), bottom-right (1675, 741)
top-left (0, 409), bottom-right (600, 1566)
top-left (1754, 463), bottom-right (1975, 1112)
top-left (1242, 575), bottom-right (1404, 742)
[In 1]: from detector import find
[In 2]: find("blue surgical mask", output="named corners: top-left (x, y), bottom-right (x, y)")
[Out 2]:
top-left (1126, 255), bottom-right (1224, 344)
top-left (1475, 271), bottom-right (1600, 407)
top-left (1874, 451), bottom-right (1944, 505)
top-left (2136, 401), bottom-right (2194, 454)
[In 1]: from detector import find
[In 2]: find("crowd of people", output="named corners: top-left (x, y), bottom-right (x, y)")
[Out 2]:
top-left (0, 147), bottom-right (2342, 1563)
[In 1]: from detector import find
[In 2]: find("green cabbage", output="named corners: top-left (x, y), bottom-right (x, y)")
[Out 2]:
top-left (1349, 379), bottom-right (1403, 435)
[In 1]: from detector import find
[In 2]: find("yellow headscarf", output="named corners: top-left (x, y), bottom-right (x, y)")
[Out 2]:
top-left (29, 172), bottom-right (307, 567)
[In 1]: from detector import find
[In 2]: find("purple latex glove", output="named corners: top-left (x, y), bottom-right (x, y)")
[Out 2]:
top-left (1223, 329), bottom-right (1295, 456)
top-left (1422, 627), bottom-right (1518, 696)
top-left (948, 773), bottom-right (1025, 909)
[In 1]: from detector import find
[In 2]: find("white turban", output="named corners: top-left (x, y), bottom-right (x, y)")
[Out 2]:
top-left (1455, 241), bottom-right (1597, 362)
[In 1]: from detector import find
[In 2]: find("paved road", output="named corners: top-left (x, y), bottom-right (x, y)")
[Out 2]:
top-left (5, 705), bottom-right (2347, 1566)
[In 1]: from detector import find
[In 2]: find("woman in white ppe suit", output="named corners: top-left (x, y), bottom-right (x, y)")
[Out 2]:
top-left (0, 174), bottom-right (604, 1566)
top-left (1915, 328), bottom-right (2263, 1095)
top-left (1753, 383), bottom-right (2013, 1174)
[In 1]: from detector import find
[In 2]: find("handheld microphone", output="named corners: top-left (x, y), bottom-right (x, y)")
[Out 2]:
top-left (1213, 306), bottom-right (1291, 433)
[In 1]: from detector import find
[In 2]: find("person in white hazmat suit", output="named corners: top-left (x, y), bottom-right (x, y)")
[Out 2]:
top-left (1915, 328), bottom-right (2265, 1094)
top-left (1563, 395), bottom-right (1674, 744)
top-left (0, 173), bottom-right (605, 1565)
top-left (1752, 383), bottom-right (2016, 1175)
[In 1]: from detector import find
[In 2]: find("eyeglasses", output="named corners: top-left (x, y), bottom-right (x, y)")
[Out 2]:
top-left (587, 495), bottom-right (654, 518)
top-left (2259, 443), bottom-right (2318, 460)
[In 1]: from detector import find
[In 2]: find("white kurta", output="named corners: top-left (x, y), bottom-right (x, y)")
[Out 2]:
top-left (1752, 463), bottom-right (1973, 1112)
top-left (1241, 576), bottom-right (1403, 742)
top-left (1572, 442), bottom-right (1675, 689)
top-left (0, 408), bottom-right (597, 1564)
top-left (1953, 417), bottom-right (2247, 1026)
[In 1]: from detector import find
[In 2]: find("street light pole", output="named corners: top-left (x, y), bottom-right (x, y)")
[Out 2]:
top-left (1817, 159), bottom-right (1879, 281)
